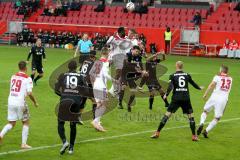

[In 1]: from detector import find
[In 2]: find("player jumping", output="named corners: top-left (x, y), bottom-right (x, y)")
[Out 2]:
top-left (0, 61), bottom-right (38, 149)
top-left (197, 65), bottom-right (232, 138)
top-left (151, 61), bottom-right (203, 141)
top-left (27, 38), bottom-right (46, 85)
top-left (138, 51), bottom-right (169, 110)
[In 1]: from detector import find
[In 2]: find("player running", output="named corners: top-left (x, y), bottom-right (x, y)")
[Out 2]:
top-left (79, 50), bottom-right (97, 120)
top-left (151, 61), bottom-right (203, 141)
top-left (0, 61), bottom-right (38, 149)
top-left (119, 45), bottom-right (148, 112)
top-left (197, 65), bottom-right (232, 138)
top-left (26, 38), bottom-right (46, 85)
top-left (138, 51), bottom-right (169, 110)
top-left (55, 60), bottom-right (86, 155)
top-left (91, 47), bottom-right (117, 132)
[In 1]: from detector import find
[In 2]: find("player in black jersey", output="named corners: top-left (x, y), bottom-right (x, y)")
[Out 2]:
top-left (119, 45), bottom-right (148, 112)
top-left (36, 29), bottom-right (43, 41)
top-left (56, 31), bottom-right (63, 48)
top-left (139, 51), bottom-right (169, 110)
top-left (22, 25), bottom-right (29, 47)
top-left (28, 29), bottom-right (35, 46)
top-left (42, 31), bottom-right (50, 48)
top-left (151, 61), bottom-right (203, 141)
top-left (79, 50), bottom-right (97, 120)
top-left (27, 39), bottom-right (46, 85)
top-left (55, 61), bottom-right (85, 155)
top-left (49, 30), bottom-right (56, 48)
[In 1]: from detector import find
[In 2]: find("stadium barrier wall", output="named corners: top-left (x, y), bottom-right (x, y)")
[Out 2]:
top-left (0, 21), bottom-right (7, 35)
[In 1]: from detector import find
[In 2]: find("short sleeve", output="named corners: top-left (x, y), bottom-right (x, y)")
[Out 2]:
top-left (213, 75), bottom-right (219, 83)
top-left (89, 40), bottom-right (93, 46)
top-left (26, 77), bottom-right (33, 93)
top-left (77, 40), bottom-right (82, 47)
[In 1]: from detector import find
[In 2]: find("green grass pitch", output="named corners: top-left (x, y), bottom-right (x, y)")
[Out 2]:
top-left (0, 45), bottom-right (239, 160)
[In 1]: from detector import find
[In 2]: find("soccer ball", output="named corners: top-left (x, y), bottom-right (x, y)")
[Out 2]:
top-left (126, 2), bottom-right (135, 12)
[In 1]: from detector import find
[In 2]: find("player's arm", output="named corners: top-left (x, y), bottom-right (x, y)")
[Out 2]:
top-left (188, 74), bottom-right (202, 90)
top-left (54, 74), bottom-right (63, 96)
top-left (203, 80), bottom-right (217, 99)
top-left (164, 75), bottom-right (174, 98)
top-left (27, 78), bottom-right (38, 107)
top-left (106, 35), bottom-right (115, 45)
top-left (28, 92), bottom-right (38, 107)
top-left (74, 41), bottom-right (80, 57)
top-left (43, 48), bottom-right (46, 62)
top-left (26, 47), bottom-right (33, 62)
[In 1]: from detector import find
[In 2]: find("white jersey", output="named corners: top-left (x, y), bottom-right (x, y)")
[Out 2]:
top-left (92, 58), bottom-right (112, 89)
top-left (125, 37), bottom-right (139, 53)
top-left (210, 74), bottom-right (232, 100)
top-left (8, 72), bottom-right (33, 106)
top-left (107, 34), bottom-right (132, 58)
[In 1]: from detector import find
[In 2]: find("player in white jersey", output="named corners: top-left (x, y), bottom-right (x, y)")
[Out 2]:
top-left (90, 47), bottom-right (117, 132)
top-left (197, 65), bottom-right (232, 138)
top-left (107, 27), bottom-right (132, 95)
top-left (0, 61), bottom-right (38, 149)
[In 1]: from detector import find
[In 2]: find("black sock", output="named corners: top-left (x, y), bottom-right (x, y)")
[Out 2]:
top-left (34, 75), bottom-right (42, 83)
top-left (157, 115), bottom-right (169, 132)
top-left (161, 95), bottom-right (169, 106)
top-left (119, 90), bottom-right (125, 105)
top-left (139, 77), bottom-right (147, 87)
top-left (58, 120), bottom-right (66, 144)
top-left (128, 95), bottom-right (135, 107)
top-left (149, 96), bottom-right (154, 109)
top-left (31, 74), bottom-right (35, 81)
top-left (92, 103), bottom-right (97, 119)
top-left (189, 117), bottom-right (196, 135)
top-left (70, 122), bottom-right (77, 147)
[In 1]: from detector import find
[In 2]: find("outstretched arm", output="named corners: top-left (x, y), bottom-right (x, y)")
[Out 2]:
top-left (189, 75), bottom-right (201, 90)
top-left (27, 48), bottom-right (33, 61)
top-left (203, 81), bottom-right (216, 99)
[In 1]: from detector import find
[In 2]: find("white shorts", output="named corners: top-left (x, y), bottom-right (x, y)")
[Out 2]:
top-left (93, 87), bottom-right (108, 103)
top-left (8, 105), bottom-right (30, 121)
top-left (111, 54), bottom-right (126, 70)
top-left (203, 97), bottom-right (227, 118)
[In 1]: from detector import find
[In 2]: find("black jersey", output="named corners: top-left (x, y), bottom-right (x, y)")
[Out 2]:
top-left (22, 28), bottom-right (29, 38)
top-left (166, 71), bottom-right (201, 101)
top-left (49, 33), bottom-right (56, 43)
top-left (27, 46), bottom-right (46, 64)
top-left (55, 71), bottom-right (86, 97)
top-left (28, 31), bottom-right (34, 39)
top-left (42, 33), bottom-right (50, 43)
top-left (80, 58), bottom-right (95, 84)
top-left (37, 32), bottom-right (43, 39)
top-left (146, 59), bottom-right (160, 78)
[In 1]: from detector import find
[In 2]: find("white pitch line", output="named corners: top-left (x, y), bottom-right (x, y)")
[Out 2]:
top-left (0, 117), bottom-right (239, 156)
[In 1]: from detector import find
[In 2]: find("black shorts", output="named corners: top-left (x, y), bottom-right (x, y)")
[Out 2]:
top-left (167, 99), bottom-right (193, 114)
top-left (79, 53), bottom-right (90, 64)
top-left (32, 62), bottom-right (43, 74)
top-left (61, 95), bottom-right (83, 111)
top-left (147, 79), bottom-right (162, 91)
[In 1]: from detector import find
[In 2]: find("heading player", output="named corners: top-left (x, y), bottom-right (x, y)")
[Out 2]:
top-left (151, 61), bottom-right (203, 141)
top-left (27, 38), bottom-right (46, 85)
top-left (197, 65), bottom-right (232, 138)
top-left (0, 61), bottom-right (38, 149)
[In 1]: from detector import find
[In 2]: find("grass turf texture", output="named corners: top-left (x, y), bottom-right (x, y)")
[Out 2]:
top-left (0, 45), bottom-right (239, 160)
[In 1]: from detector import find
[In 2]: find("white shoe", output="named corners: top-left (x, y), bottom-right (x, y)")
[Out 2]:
top-left (68, 148), bottom-right (74, 154)
top-left (98, 123), bottom-right (106, 132)
top-left (60, 141), bottom-right (69, 155)
top-left (21, 144), bottom-right (32, 149)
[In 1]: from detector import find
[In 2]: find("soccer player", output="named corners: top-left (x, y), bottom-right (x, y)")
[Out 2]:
top-left (55, 61), bottom-right (85, 154)
top-left (91, 47), bottom-right (117, 131)
top-left (197, 65), bottom-right (232, 138)
top-left (79, 50), bottom-right (97, 120)
top-left (0, 61), bottom-right (38, 149)
top-left (119, 45), bottom-right (148, 112)
top-left (27, 38), bottom-right (46, 85)
top-left (151, 61), bottom-right (203, 141)
top-left (139, 51), bottom-right (169, 110)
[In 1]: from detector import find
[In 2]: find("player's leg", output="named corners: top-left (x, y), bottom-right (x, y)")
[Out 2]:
top-left (158, 88), bottom-right (169, 108)
top-left (0, 121), bottom-right (16, 143)
top-left (149, 90), bottom-right (155, 110)
top-left (91, 98), bottom-right (97, 119)
top-left (58, 120), bottom-right (69, 155)
top-left (34, 66), bottom-right (44, 84)
top-left (92, 101), bottom-right (106, 132)
top-left (118, 84), bottom-right (126, 109)
top-left (127, 90), bottom-right (136, 112)
top-left (31, 64), bottom-right (36, 80)
top-left (197, 99), bottom-right (214, 135)
top-left (21, 120), bottom-right (31, 149)
top-left (69, 122), bottom-right (77, 154)
top-left (187, 114), bottom-right (198, 141)
top-left (151, 111), bottom-right (172, 138)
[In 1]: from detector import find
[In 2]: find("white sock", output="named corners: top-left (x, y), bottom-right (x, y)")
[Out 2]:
top-left (200, 112), bottom-right (207, 125)
top-left (22, 125), bottom-right (29, 145)
top-left (0, 124), bottom-right (13, 138)
top-left (206, 119), bottom-right (218, 133)
top-left (94, 106), bottom-right (106, 123)
top-left (94, 117), bottom-right (101, 124)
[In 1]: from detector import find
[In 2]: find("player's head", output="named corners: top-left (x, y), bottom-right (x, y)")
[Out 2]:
top-left (101, 47), bottom-right (109, 57)
top-left (18, 61), bottom-right (27, 72)
top-left (220, 65), bottom-right (228, 74)
top-left (176, 61), bottom-right (183, 71)
top-left (68, 60), bottom-right (77, 71)
top-left (118, 27), bottom-right (125, 38)
top-left (128, 28), bottom-right (137, 38)
top-left (131, 45), bottom-right (141, 56)
top-left (166, 27), bottom-right (170, 32)
top-left (82, 33), bottom-right (88, 40)
top-left (90, 50), bottom-right (96, 60)
top-left (36, 38), bottom-right (42, 47)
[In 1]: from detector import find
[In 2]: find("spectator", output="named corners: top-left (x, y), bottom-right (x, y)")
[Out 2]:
top-left (14, 0), bottom-right (22, 8)
top-left (228, 40), bottom-right (239, 58)
top-left (42, 30), bottom-right (50, 47)
top-left (22, 25), bottom-right (29, 47)
top-left (150, 43), bottom-right (157, 54)
top-left (48, 6), bottom-right (55, 16)
top-left (49, 30), bottom-right (56, 48)
top-left (219, 39), bottom-right (230, 57)
top-left (62, 1), bottom-right (69, 11)
top-left (68, 32), bottom-right (75, 45)
top-left (70, 0), bottom-right (82, 11)
top-left (94, 0), bottom-right (105, 12)
top-left (37, 29), bottom-right (43, 40)
top-left (164, 27), bottom-right (172, 54)
top-left (135, 1), bottom-right (148, 15)
top-left (139, 33), bottom-right (146, 45)
top-left (56, 31), bottom-right (63, 48)
top-left (74, 33), bottom-right (93, 64)
top-left (191, 12), bottom-right (202, 28)
top-left (234, 2), bottom-right (240, 12)
top-left (28, 28), bottom-right (35, 46)
top-left (16, 32), bottom-right (23, 46)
